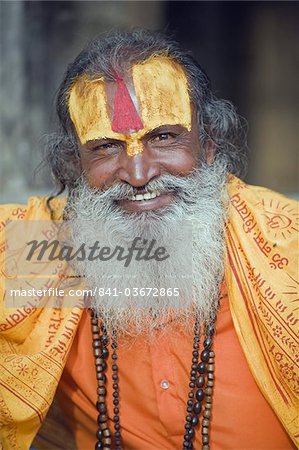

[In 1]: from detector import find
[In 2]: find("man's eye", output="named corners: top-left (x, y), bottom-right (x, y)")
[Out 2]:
top-left (152, 133), bottom-right (175, 142)
top-left (99, 143), bottom-right (116, 149)
top-left (92, 142), bottom-right (120, 152)
top-left (158, 133), bottom-right (170, 140)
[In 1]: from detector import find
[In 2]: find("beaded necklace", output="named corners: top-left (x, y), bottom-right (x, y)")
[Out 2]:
top-left (90, 310), bottom-right (216, 450)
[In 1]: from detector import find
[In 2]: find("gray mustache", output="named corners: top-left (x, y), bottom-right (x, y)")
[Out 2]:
top-left (90, 173), bottom-right (194, 202)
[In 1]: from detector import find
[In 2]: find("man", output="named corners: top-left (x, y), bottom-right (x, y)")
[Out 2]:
top-left (0, 30), bottom-right (297, 450)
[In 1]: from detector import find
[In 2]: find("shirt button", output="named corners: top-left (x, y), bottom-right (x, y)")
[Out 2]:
top-left (160, 379), bottom-right (170, 390)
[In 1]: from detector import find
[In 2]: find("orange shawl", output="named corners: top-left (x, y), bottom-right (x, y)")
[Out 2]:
top-left (0, 176), bottom-right (298, 449)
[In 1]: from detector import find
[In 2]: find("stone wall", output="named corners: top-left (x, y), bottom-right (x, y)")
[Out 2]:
top-left (0, 1), bottom-right (297, 203)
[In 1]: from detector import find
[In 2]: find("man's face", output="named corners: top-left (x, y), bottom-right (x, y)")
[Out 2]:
top-left (67, 56), bottom-right (227, 334)
top-left (68, 57), bottom-right (202, 213)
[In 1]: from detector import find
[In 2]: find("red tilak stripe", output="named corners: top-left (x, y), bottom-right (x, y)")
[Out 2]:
top-left (112, 79), bottom-right (143, 133)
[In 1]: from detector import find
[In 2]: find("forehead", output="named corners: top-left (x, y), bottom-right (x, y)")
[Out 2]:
top-left (68, 56), bottom-right (192, 144)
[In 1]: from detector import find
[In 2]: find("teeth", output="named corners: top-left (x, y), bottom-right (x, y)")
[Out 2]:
top-left (129, 191), bottom-right (161, 201)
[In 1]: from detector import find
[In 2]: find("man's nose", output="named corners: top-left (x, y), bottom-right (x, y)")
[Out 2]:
top-left (117, 150), bottom-right (160, 187)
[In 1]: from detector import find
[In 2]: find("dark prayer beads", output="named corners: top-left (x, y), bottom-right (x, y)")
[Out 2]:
top-left (90, 307), bottom-right (217, 450)
top-left (91, 311), bottom-right (114, 449)
top-left (182, 317), bottom-right (216, 449)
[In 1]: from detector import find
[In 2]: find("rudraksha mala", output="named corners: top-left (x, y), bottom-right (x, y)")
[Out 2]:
top-left (90, 310), bottom-right (216, 449)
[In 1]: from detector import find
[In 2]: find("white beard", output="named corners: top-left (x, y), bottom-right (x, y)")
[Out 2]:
top-left (65, 161), bottom-right (229, 337)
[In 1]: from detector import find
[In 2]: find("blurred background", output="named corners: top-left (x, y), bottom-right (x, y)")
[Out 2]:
top-left (0, 0), bottom-right (298, 203)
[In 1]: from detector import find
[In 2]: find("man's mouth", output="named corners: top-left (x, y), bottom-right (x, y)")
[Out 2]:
top-left (118, 190), bottom-right (174, 212)
top-left (128, 190), bottom-right (161, 201)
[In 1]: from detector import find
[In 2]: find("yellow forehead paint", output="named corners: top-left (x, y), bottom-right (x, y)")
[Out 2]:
top-left (68, 57), bottom-right (192, 156)
top-left (68, 76), bottom-right (111, 143)
top-left (132, 56), bottom-right (191, 134)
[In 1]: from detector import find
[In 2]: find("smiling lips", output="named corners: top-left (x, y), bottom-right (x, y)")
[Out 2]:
top-left (118, 191), bottom-right (174, 211)
top-left (129, 190), bottom-right (161, 201)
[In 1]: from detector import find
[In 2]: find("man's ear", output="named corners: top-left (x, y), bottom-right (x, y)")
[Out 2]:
top-left (206, 140), bottom-right (215, 165)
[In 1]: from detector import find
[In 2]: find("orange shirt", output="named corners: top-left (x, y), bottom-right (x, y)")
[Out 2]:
top-left (57, 290), bottom-right (294, 450)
